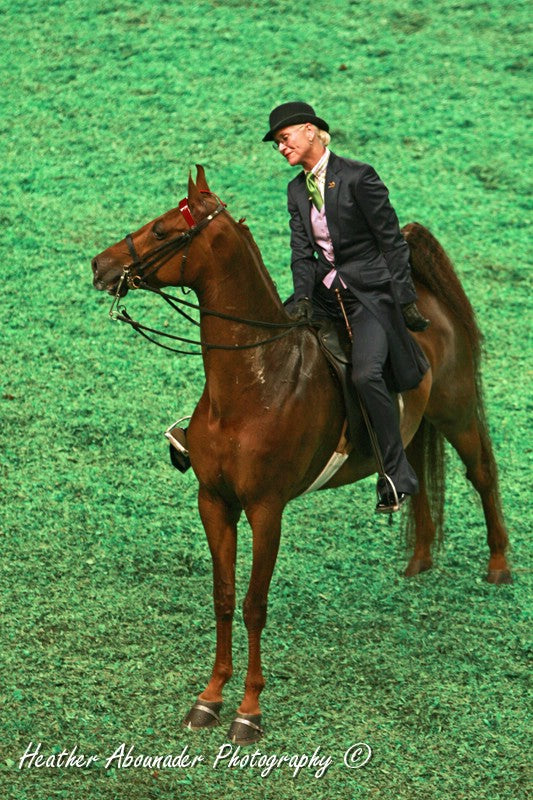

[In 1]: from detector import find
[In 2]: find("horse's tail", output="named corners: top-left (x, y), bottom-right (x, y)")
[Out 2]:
top-left (401, 222), bottom-right (502, 547)
top-left (405, 416), bottom-right (446, 549)
top-left (402, 221), bottom-right (483, 365)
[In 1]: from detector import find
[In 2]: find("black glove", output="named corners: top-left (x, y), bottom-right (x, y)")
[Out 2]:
top-left (289, 298), bottom-right (314, 322)
top-left (401, 302), bottom-right (430, 332)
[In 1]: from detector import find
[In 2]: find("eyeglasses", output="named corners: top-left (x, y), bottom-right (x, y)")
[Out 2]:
top-left (272, 124), bottom-right (306, 150)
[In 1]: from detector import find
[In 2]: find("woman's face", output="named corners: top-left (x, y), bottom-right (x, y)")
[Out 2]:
top-left (273, 123), bottom-right (321, 169)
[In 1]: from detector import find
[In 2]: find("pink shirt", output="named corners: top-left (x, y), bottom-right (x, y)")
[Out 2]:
top-left (307, 150), bottom-right (346, 289)
top-left (310, 204), bottom-right (335, 265)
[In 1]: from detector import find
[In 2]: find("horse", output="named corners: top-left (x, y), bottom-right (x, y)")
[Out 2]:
top-left (91, 165), bottom-right (511, 745)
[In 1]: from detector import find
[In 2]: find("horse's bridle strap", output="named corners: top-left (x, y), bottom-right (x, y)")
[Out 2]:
top-left (178, 199), bottom-right (196, 228)
top-left (125, 233), bottom-right (141, 269)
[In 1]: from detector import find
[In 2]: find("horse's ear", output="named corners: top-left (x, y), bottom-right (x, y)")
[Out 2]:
top-left (195, 164), bottom-right (210, 192)
top-left (187, 171), bottom-right (204, 210)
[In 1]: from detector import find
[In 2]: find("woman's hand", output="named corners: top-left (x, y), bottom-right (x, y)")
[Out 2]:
top-left (289, 298), bottom-right (314, 322)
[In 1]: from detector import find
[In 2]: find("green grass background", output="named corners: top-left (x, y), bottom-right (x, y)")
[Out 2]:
top-left (1, 1), bottom-right (531, 798)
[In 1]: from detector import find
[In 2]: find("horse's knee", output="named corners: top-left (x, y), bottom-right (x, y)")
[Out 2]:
top-left (214, 592), bottom-right (235, 620)
top-left (214, 607), bottom-right (235, 623)
top-left (243, 596), bottom-right (267, 631)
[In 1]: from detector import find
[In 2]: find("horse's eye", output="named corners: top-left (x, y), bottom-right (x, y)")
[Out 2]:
top-left (153, 225), bottom-right (166, 240)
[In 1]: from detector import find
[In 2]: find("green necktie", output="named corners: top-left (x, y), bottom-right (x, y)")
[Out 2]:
top-left (306, 171), bottom-right (323, 211)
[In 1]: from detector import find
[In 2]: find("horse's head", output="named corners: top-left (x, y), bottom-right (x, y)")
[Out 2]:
top-left (91, 166), bottom-right (223, 296)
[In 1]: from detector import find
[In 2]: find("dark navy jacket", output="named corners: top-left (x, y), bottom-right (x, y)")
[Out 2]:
top-left (287, 151), bottom-right (428, 391)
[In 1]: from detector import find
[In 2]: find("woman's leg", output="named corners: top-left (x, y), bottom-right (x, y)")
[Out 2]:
top-left (348, 303), bottom-right (419, 497)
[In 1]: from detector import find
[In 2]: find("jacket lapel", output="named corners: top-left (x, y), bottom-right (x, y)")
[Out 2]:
top-left (324, 152), bottom-right (342, 260)
top-left (294, 173), bottom-right (314, 242)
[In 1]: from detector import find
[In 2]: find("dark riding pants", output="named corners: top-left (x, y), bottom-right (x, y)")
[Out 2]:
top-left (313, 283), bottom-right (419, 495)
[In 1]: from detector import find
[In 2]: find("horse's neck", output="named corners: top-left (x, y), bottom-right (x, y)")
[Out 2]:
top-left (195, 222), bottom-right (293, 413)
top-left (197, 222), bottom-right (286, 325)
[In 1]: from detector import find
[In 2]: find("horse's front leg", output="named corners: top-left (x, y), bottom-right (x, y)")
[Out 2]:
top-left (183, 487), bottom-right (240, 730)
top-left (228, 500), bottom-right (283, 745)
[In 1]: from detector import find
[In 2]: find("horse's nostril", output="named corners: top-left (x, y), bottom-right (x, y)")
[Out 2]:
top-left (91, 257), bottom-right (99, 275)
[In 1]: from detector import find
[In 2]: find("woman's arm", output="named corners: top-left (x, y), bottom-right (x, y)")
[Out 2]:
top-left (288, 186), bottom-right (318, 301)
top-left (354, 164), bottom-right (417, 305)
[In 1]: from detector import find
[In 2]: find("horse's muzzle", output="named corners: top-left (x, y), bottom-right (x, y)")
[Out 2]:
top-left (92, 256), bottom-right (128, 295)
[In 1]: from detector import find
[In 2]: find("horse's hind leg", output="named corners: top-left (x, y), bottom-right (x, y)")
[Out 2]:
top-left (183, 489), bottom-right (240, 730)
top-left (404, 422), bottom-right (436, 577)
top-left (442, 418), bottom-right (512, 584)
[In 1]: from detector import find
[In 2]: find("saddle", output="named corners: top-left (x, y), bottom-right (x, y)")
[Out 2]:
top-left (312, 318), bottom-right (370, 451)
top-left (283, 295), bottom-right (373, 451)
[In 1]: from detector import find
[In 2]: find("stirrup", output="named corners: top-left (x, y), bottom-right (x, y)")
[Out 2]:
top-left (375, 474), bottom-right (402, 513)
top-left (376, 493), bottom-right (408, 514)
top-left (165, 415), bottom-right (192, 472)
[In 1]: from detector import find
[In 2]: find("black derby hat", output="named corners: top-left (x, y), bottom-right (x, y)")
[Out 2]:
top-left (262, 102), bottom-right (329, 141)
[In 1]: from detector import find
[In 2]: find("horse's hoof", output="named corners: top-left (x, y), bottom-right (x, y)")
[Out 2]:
top-left (227, 713), bottom-right (264, 745)
top-left (486, 569), bottom-right (513, 585)
top-left (183, 700), bottom-right (222, 730)
top-left (404, 557), bottom-right (432, 577)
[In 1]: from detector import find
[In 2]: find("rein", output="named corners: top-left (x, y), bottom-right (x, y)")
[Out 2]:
top-left (109, 193), bottom-right (307, 355)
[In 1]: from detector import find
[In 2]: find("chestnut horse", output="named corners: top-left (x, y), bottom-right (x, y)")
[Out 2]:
top-left (91, 166), bottom-right (511, 744)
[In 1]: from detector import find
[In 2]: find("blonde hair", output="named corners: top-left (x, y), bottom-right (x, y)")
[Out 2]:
top-left (316, 127), bottom-right (331, 146)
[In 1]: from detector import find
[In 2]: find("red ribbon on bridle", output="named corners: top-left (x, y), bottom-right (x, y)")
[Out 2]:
top-left (178, 190), bottom-right (218, 229)
top-left (178, 198), bottom-right (197, 228)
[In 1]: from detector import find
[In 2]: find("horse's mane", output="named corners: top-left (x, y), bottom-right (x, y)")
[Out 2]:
top-left (236, 218), bottom-right (267, 264)
top-left (234, 217), bottom-right (286, 307)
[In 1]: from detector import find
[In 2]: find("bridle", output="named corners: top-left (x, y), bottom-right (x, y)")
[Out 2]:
top-left (111, 191), bottom-right (226, 297)
top-left (108, 192), bottom-right (307, 355)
